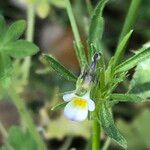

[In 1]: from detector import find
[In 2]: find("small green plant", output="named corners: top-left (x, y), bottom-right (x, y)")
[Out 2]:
top-left (42, 0), bottom-right (149, 149)
top-left (0, 16), bottom-right (45, 150)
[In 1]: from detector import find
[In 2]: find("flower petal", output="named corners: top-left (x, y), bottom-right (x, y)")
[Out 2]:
top-left (87, 99), bottom-right (95, 111)
top-left (64, 101), bottom-right (88, 122)
top-left (63, 93), bottom-right (75, 102)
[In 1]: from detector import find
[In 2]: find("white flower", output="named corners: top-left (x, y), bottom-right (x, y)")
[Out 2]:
top-left (63, 92), bottom-right (95, 122)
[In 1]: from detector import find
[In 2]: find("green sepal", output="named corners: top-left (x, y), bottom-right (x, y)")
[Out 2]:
top-left (51, 101), bottom-right (68, 111)
top-left (42, 54), bottom-right (77, 82)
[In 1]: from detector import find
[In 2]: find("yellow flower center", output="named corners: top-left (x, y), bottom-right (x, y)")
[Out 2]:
top-left (73, 98), bottom-right (87, 108)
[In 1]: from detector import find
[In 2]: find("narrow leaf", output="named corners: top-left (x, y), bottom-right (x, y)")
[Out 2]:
top-left (100, 104), bottom-right (127, 148)
top-left (113, 30), bottom-right (133, 66)
top-left (115, 47), bottom-right (150, 73)
top-left (88, 0), bottom-right (107, 59)
top-left (4, 40), bottom-right (39, 58)
top-left (73, 41), bottom-right (87, 68)
top-left (3, 20), bottom-right (26, 43)
top-left (109, 93), bottom-right (143, 106)
top-left (42, 54), bottom-right (77, 82)
top-left (51, 101), bottom-right (68, 111)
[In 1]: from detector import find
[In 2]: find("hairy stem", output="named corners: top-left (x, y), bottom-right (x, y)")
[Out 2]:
top-left (92, 119), bottom-right (101, 150)
top-left (8, 87), bottom-right (45, 150)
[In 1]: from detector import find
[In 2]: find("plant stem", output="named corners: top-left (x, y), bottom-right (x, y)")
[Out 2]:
top-left (23, 4), bottom-right (35, 82)
top-left (118, 0), bottom-right (142, 42)
top-left (102, 137), bottom-right (111, 150)
top-left (26, 4), bottom-right (35, 41)
top-left (92, 119), bottom-right (101, 150)
top-left (0, 121), bottom-right (8, 139)
top-left (0, 121), bottom-right (14, 150)
top-left (65, 0), bottom-right (87, 67)
top-left (8, 87), bottom-right (45, 150)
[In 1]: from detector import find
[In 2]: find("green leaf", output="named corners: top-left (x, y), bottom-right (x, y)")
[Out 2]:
top-left (88, 0), bottom-right (107, 60)
top-left (0, 15), bottom-right (6, 41)
top-left (50, 0), bottom-right (66, 8)
top-left (100, 104), bottom-right (127, 148)
top-left (0, 53), bottom-right (12, 80)
top-left (0, 53), bottom-right (12, 88)
top-left (51, 101), bottom-right (68, 111)
top-left (115, 47), bottom-right (150, 73)
top-left (4, 40), bottom-right (39, 58)
top-left (113, 30), bottom-right (133, 66)
top-left (129, 58), bottom-right (150, 99)
top-left (118, 109), bottom-right (150, 150)
top-left (42, 54), bottom-right (77, 82)
top-left (109, 93), bottom-right (143, 106)
top-left (7, 126), bottom-right (37, 150)
top-left (3, 20), bottom-right (26, 43)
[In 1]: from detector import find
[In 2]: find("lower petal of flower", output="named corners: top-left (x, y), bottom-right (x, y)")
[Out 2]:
top-left (64, 100), bottom-right (88, 122)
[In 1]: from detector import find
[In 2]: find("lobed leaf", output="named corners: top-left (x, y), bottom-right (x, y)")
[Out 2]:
top-left (100, 104), bottom-right (127, 148)
top-left (42, 54), bottom-right (77, 82)
top-left (109, 93), bottom-right (143, 106)
top-left (0, 15), bottom-right (6, 41)
top-left (51, 101), bottom-right (68, 111)
top-left (0, 53), bottom-right (12, 80)
top-left (3, 20), bottom-right (26, 43)
top-left (88, 0), bottom-right (107, 60)
top-left (50, 0), bottom-right (66, 8)
top-left (0, 53), bottom-right (12, 88)
top-left (115, 47), bottom-right (150, 73)
top-left (4, 40), bottom-right (39, 58)
top-left (4, 126), bottom-right (37, 150)
top-left (113, 30), bottom-right (133, 66)
top-left (129, 57), bottom-right (150, 99)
